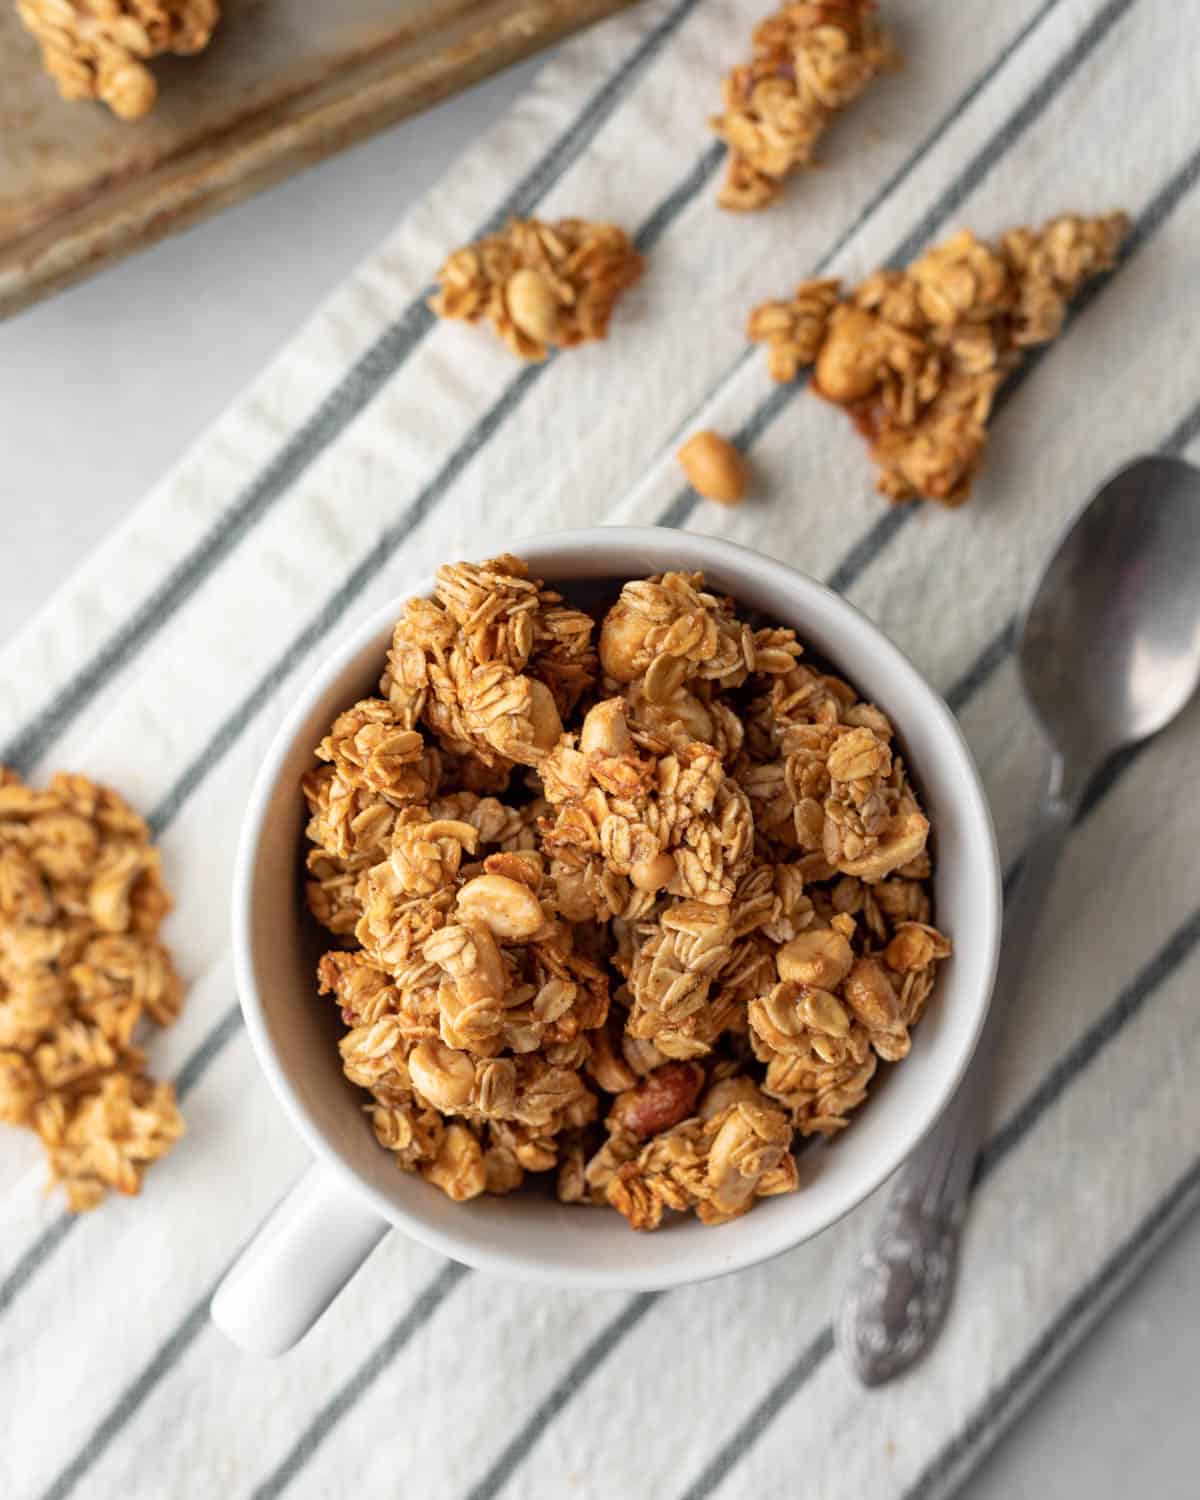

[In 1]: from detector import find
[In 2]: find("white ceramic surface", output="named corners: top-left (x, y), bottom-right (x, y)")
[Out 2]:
top-left (213, 527), bottom-right (1001, 1354)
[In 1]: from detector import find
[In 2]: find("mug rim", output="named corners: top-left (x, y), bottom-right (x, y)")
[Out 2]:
top-left (232, 526), bottom-right (1001, 1290)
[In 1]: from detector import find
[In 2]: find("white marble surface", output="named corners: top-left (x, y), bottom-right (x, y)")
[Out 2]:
top-left (2, 55), bottom-right (1195, 1500)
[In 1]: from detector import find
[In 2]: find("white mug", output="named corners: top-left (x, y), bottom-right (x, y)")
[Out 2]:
top-left (212, 528), bottom-right (1000, 1355)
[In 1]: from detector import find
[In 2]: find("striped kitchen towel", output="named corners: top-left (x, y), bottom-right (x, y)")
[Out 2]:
top-left (3, 1), bottom-right (1199, 1496)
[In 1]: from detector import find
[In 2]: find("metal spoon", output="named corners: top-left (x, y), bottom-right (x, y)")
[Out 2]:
top-left (837, 453), bottom-right (1200, 1387)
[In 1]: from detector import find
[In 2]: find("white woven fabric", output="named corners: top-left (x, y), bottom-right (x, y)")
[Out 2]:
top-left (3, 2), bottom-right (1200, 1496)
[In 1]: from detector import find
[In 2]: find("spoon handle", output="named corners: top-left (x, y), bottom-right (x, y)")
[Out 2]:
top-left (836, 753), bottom-right (1077, 1387)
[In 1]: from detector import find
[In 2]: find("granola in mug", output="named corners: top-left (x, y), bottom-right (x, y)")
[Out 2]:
top-left (302, 557), bottom-right (949, 1231)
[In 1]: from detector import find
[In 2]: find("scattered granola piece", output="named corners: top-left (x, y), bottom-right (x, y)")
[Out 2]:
top-left (747, 278), bottom-right (842, 382)
top-left (712, 1), bottom-right (898, 212)
top-left (748, 211), bottom-right (1129, 504)
top-left (16, 0), bottom-right (220, 120)
top-left (677, 430), bottom-right (749, 506)
top-left (429, 218), bottom-right (644, 361)
top-left (303, 558), bottom-right (950, 1228)
top-left (0, 769), bottom-right (185, 1209)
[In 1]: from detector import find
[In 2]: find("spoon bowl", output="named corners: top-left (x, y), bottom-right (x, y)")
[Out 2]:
top-left (1020, 455), bottom-right (1200, 770)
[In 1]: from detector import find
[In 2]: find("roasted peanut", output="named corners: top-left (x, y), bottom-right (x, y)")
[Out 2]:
top-left (598, 606), bottom-right (651, 683)
top-left (409, 1040), bottom-right (475, 1112)
top-left (528, 679), bottom-right (564, 752)
top-left (814, 305), bottom-right (883, 402)
top-left (797, 984), bottom-right (851, 1038)
top-left (586, 1022), bottom-right (639, 1094)
top-left (885, 920), bottom-right (951, 972)
top-left (424, 921), bottom-right (507, 1011)
top-left (776, 927), bottom-right (854, 988)
top-left (457, 874), bottom-right (545, 941)
top-left (843, 958), bottom-right (902, 1032)
top-left (506, 268), bottom-right (561, 345)
top-left (629, 851), bottom-right (676, 894)
top-left (677, 430), bottom-right (748, 505)
top-left (580, 698), bottom-right (632, 757)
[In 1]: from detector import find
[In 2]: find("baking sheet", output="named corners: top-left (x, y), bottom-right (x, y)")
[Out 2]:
top-left (0, 0), bottom-right (636, 318)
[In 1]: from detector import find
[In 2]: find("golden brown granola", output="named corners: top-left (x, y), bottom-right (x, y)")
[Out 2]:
top-left (607, 1077), bottom-right (798, 1228)
top-left (303, 557), bottom-right (949, 1229)
top-left (429, 218), bottom-right (644, 361)
top-left (712, 1), bottom-right (897, 212)
top-left (748, 211), bottom-right (1129, 504)
top-left (0, 769), bottom-right (185, 1210)
top-left (16, 0), bottom-right (220, 120)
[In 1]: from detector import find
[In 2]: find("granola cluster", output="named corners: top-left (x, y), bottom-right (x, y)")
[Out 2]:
top-left (712, 1), bottom-right (897, 212)
top-left (429, 218), bottom-right (644, 361)
top-left (16, 0), bottom-right (220, 120)
top-left (0, 770), bottom-right (185, 1211)
top-left (304, 557), bottom-right (949, 1231)
top-left (748, 211), bottom-right (1129, 504)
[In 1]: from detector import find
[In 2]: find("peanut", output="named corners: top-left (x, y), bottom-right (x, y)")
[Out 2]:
top-left (676, 430), bottom-right (748, 505)
top-left (598, 605), bottom-right (652, 682)
top-left (457, 873), bottom-right (545, 941)
top-left (629, 850), bottom-right (676, 894)
top-left (409, 1040), bottom-right (475, 1113)
top-left (586, 1024), bottom-right (639, 1094)
top-left (842, 957), bottom-right (901, 1032)
top-left (506, 268), bottom-right (561, 345)
top-left (797, 984), bottom-right (851, 1038)
top-left (814, 305), bottom-right (882, 402)
top-left (580, 698), bottom-right (632, 757)
top-left (885, 921), bottom-right (950, 972)
top-left (776, 927), bottom-right (854, 988)
top-left (528, 679), bottom-right (564, 752)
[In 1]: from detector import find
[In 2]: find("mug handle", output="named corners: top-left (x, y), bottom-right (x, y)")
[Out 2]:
top-left (210, 1163), bottom-right (388, 1356)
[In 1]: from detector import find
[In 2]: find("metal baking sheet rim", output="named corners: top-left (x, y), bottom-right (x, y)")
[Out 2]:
top-left (0, 0), bottom-right (634, 320)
